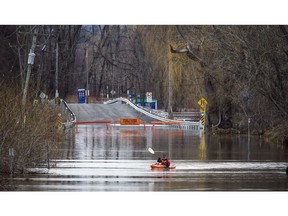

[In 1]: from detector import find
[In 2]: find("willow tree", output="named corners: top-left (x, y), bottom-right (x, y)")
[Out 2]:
top-left (139, 25), bottom-right (206, 114)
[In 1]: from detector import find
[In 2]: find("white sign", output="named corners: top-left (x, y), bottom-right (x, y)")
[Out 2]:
top-left (39, 92), bottom-right (47, 99)
top-left (28, 52), bottom-right (36, 65)
top-left (146, 92), bottom-right (152, 102)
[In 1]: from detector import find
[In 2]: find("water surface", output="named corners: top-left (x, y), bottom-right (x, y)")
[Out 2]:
top-left (12, 125), bottom-right (288, 191)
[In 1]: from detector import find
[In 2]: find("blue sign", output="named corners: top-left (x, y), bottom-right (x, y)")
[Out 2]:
top-left (78, 89), bottom-right (86, 103)
top-left (144, 101), bottom-right (156, 109)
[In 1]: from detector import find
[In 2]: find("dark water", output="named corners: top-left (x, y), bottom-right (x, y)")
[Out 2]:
top-left (12, 125), bottom-right (288, 191)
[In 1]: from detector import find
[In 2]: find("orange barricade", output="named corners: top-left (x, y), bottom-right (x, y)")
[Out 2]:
top-left (119, 118), bottom-right (140, 125)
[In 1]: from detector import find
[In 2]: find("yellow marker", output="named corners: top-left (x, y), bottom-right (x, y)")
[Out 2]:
top-left (198, 97), bottom-right (208, 108)
top-left (57, 113), bottom-right (62, 128)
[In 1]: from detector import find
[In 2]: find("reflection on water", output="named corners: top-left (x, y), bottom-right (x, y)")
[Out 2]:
top-left (61, 125), bottom-right (287, 162)
top-left (12, 125), bottom-right (288, 191)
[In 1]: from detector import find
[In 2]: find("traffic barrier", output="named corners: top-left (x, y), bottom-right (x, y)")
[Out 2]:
top-left (104, 97), bottom-right (202, 130)
top-left (151, 121), bottom-right (182, 125)
top-left (111, 120), bottom-right (147, 131)
top-left (73, 120), bottom-right (111, 125)
top-left (120, 118), bottom-right (140, 125)
top-left (73, 120), bottom-right (111, 131)
top-left (151, 121), bottom-right (182, 130)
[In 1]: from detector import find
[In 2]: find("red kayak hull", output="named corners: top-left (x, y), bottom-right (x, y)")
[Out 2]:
top-left (150, 164), bottom-right (176, 169)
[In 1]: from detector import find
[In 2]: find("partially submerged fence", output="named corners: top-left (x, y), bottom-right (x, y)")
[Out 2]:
top-left (60, 99), bottom-right (76, 128)
top-left (105, 97), bottom-right (202, 130)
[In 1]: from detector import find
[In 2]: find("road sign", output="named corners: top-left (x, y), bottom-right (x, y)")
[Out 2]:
top-left (39, 92), bottom-right (47, 99)
top-left (78, 89), bottom-right (86, 103)
top-left (198, 97), bottom-right (208, 108)
top-left (146, 92), bottom-right (152, 103)
top-left (120, 118), bottom-right (140, 125)
top-left (198, 97), bottom-right (207, 128)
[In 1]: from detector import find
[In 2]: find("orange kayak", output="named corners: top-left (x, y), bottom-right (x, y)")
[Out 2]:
top-left (150, 164), bottom-right (176, 169)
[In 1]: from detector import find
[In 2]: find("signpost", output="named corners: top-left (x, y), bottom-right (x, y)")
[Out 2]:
top-left (198, 97), bottom-right (208, 130)
top-left (200, 107), bottom-right (205, 113)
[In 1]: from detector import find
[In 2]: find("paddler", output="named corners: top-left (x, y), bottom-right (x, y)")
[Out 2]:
top-left (162, 157), bottom-right (170, 168)
top-left (156, 157), bottom-right (162, 164)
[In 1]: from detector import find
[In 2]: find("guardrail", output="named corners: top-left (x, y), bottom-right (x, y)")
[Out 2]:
top-left (60, 99), bottom-right (76, 128)
top-left (104, 97), bottom-right (173, 122)
top-left (104, 97), bottom-right (202, 129)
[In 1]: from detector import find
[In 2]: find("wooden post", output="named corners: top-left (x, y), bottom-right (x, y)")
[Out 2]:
top-left (178, 123), bottom-right (182, 131)
top-left (143, 121), bottom-right (146, 131)
top-left (47, 141), bottom-right (50, 169)
top-left (9, 148), bottom-right (14, 177)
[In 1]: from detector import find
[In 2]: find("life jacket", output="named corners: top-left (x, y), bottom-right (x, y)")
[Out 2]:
top-left (166, 159), bottom-right (170, 167)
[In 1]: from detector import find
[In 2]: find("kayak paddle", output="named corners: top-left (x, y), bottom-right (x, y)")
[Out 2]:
top-left (148, 147), bottom-right (155, 154)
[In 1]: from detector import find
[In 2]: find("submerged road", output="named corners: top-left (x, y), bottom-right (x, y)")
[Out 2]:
top-left (68, 101), bottom-right (156, 123)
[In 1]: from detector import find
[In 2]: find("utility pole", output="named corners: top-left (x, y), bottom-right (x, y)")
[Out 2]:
top-left (248, 117), bottom-right (251, 160)
top-left (55, 39), bottom-right (59, 99)
top-left (22, 27), bottom-right (38, 106)
top-left (167, 26), bottom-right (173, 119)
top-left (86, 47), bottom-right (89, 103)
top-left (168, 49), bottom-right (173, 118)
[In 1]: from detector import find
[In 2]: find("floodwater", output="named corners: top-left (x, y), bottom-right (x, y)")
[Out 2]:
top-left (12, 124), bottom-right (288, 191)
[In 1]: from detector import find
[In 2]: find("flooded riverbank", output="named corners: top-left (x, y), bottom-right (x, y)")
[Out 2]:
top-left (7, 125), bottom-right (288, 191)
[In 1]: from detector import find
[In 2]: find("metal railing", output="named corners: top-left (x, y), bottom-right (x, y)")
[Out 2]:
top-left (104, 97), bottom-right (202, 129)
top-left (60, 99), bottom-right (76, 128)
